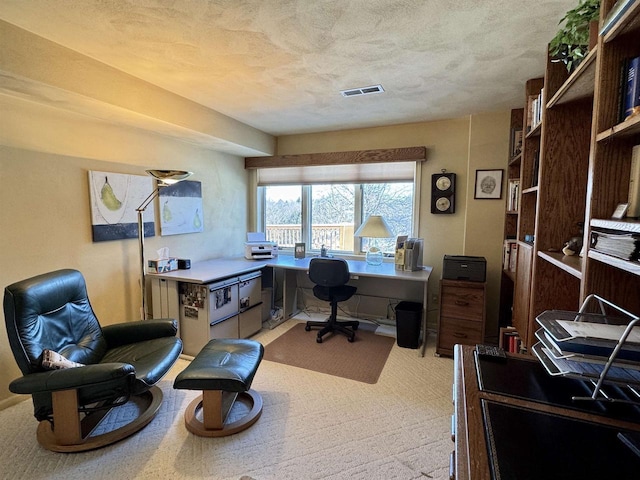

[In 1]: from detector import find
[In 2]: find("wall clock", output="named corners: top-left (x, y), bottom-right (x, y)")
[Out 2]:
top-left (431, 170), bottom-right (456, 214)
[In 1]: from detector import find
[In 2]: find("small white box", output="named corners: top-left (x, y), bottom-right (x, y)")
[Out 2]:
top-left (148, 258), bottom-right (178, 273)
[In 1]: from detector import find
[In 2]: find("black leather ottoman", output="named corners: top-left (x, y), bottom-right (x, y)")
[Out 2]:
top-left (173, 338), bottom-right (264, 437)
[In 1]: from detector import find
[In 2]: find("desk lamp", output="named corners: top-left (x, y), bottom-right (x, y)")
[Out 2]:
top-left (354, 215), bottom-right (393, 265)
top-left (137, 169), bottom-right (192, 319)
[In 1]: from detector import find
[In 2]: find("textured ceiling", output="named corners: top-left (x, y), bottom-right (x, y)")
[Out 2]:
top-left (0, 0), bottom-right (577, 136)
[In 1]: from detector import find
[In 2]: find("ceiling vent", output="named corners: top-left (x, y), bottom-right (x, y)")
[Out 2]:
top-left (340, 84), bottom-right (385, 97)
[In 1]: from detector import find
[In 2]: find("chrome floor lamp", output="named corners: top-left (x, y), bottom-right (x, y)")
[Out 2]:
top-left (137, 169), bottom-right (192, 320)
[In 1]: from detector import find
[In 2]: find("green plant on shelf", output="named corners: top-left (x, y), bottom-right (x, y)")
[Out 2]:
top-left (549, 0), bottom-right (600, 72)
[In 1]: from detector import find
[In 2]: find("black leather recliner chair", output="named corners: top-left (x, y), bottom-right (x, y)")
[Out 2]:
top-left (3, 269), bottom-right (183, 452)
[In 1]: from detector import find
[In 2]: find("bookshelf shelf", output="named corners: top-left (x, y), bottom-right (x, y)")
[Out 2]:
top-left (508, 152), bottom-right (522, 166)
top-left (591, 218), bottom-right (640, 233)
top-left (538, 251), bottom-right (583, 279)
top-left (596, 115), bottom-right (640, 142)
top-left (588, 249), bottom-right (640, 276)
top-left (526, 122), bottom-right (542, 138)
top-left (546, 47), bottom-right (598, 108)
top-left (602, 0), bottom-right (640, 42)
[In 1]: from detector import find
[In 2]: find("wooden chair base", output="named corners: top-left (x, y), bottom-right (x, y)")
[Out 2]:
top-left (37, 386), bottom-right (163, 453)
top-left (184, 389), bottom-right (263, 437)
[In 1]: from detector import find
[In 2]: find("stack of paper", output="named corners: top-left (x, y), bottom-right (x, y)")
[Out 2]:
top-left (590, 229), bottom-right (640, 262)
top-left (533, 310), bottom-right (640, 386)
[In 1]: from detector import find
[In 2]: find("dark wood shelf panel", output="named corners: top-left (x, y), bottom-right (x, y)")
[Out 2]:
top-left (596, 115), bottom-right (640, 142)
top-left (509, 152), bottom-right (522, 166)
top-left (546, 47), bottom-right (597, 108)
top-left (522, 186), bottom-right (539, 195)
top-left (602, 0), bottom-right (640, 43)
top-left (503, 268), bottom-right (516, 282)
top-left (591, 218), bottom-right (640, 233)
top-left (538, 251), bottom-right (583, 279)
top-left (526, 122), bottom-right (542, 138)
top-left (588, 249), bottom-right (640, 277)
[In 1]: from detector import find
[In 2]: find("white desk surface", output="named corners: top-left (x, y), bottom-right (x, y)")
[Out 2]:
top-left (148, 255), bottom-right (432, 284)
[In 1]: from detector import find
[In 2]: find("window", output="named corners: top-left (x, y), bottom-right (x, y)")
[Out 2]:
top-left (264, 185), bottom-right (302, 248)
top-left (261, 181), bottom-right (414, 255)
top-left (311, 184), bottom-right (355, 251)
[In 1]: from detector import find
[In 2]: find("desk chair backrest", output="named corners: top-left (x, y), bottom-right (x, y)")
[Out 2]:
top-left (308, 258), bottom-right (350, 288)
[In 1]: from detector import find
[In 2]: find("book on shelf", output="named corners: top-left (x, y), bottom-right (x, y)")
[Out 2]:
top-left (502, 239), bottom-right (517, 271)
top-left (624, 56), bottom-right (640, 121)
top-left (508, 334), bottom-right (521, 354)
top-left (600, 0), bottom-right (638, 37)
top-left (499, 326), bottom-right (517, 350)
top-left (509, 241), bottom-right (517, 272)
top-left (629, 145), bottom-right (640, 218)
top-left (531, 150), bottom-right (540, 187)
top-left (507, 179), bottom-right (520, 212)
top-left (527, 90), bottom-right (544, 132)
top-left (536, 310), bottom-right (640, 362)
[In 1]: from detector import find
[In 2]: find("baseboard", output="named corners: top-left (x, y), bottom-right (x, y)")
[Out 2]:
top-left (0, 394), bottom-right (28, 412)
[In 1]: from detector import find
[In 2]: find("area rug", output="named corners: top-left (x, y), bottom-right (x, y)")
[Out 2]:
top-left (263, 322), bottom-right (395, 384)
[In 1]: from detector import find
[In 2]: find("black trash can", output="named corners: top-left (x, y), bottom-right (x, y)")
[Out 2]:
top-left (395, 301), bottom-right (422, 349)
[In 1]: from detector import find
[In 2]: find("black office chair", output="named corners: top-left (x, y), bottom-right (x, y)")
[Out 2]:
top-left (305, 257), bottom-right (359, 343)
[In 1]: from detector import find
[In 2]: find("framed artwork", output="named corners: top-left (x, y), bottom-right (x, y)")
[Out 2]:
top-left (611, 203), bottom-right (629, 219)
top-left (474, 169), bottom-right (504, 199)
top-left (88, 171), bottom-right (155, 242)
top-left (158, 180), bottom-right (204, 236)
top-left (294, 243), bottom-right (306, 259)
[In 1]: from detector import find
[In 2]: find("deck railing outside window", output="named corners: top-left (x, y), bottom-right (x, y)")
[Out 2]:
top-left (266, 224), bottom-right (354, 251)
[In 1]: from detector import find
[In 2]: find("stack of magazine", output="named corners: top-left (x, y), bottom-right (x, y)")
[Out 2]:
top-left (590, 228), bottom-right (640, 262)
top-left (533, 309), bottom-right (640, 387)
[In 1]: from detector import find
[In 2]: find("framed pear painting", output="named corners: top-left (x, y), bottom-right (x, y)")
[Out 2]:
top-left (88, 171), bottom-right (155, 242)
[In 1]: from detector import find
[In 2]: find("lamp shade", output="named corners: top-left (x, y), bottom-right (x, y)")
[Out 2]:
top-left (146, 169), bottom-right (193, 185)
top-left (354, 215), bottom-right (394, 238)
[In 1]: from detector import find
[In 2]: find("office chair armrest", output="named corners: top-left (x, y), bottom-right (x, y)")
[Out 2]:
top-left (8, 362), bottom-right (135, 395)
top-left (102, 319), bottom-right (178, 348)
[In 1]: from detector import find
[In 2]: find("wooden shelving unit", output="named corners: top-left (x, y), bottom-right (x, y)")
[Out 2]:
top-left (500, 0), bottom-right (640, 353)
top-left (499, 109), bottom-right (523, 326)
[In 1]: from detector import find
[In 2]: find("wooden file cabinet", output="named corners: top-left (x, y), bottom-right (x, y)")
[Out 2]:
top-left (436, 279), bottom-right (486, 356)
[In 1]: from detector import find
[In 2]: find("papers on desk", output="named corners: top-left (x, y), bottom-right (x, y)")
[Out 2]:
top-left (558, 320), bottom-right (640, 343)
top-left (532, 343), bottom-right (640, 385)
top-left (533, 310), bottom-right (640, 386)
top-left (536, 310), bottom-right (640, 362)
top-left (530, 298), bottom-right (640, 407)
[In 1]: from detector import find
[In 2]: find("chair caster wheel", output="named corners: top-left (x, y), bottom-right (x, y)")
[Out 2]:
top-left (348, 336), bottom-right (355, 343)
top-left (305, 325), bottom-right (311, 331)
top-left (316, 337), bottom-right (323, 343)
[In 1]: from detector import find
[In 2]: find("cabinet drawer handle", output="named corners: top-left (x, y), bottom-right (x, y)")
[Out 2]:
top-left (454, 300), bottom-right (469, 306)
top-left (451, 414), bottom-right (456, 441)
top-left (453, 332), bottom-right (467, 339)
top-left (449, 451), bottom-right (456, 480)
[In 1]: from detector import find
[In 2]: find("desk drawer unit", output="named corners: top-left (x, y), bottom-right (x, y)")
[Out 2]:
top-left (437, 280), bottom-right (485, 356)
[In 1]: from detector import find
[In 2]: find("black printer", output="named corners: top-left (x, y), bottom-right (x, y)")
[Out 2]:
top-left (443, 255), bottom-right (486, 282)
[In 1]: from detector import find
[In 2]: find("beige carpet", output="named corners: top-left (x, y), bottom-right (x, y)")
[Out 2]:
top-left (264, 322), bottom-right (395, 384)
top-left (0, 318), bottom-right (454, 480)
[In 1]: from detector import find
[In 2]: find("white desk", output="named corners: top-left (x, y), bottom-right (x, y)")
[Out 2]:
top-left (149, 255), bottom-right (432, 356)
